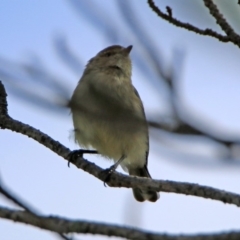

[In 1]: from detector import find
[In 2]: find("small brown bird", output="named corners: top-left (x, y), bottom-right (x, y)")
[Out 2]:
top-left (69, 45), bottom-right (159, 202)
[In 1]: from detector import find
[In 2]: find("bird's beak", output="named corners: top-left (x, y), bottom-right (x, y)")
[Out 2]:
top-left (124, 45), bottom-right (133, 55)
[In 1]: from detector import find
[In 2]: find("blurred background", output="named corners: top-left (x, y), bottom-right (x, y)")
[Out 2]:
top-left (0, 0), bottom-right (240, 239)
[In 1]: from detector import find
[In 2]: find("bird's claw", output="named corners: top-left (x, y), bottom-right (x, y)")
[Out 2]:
top-left (100, 166), bottom-right (116, 186)
top-left (67, 149), bottom-right (98, 167)
top-left (67, 150), bottom-right (84, 167)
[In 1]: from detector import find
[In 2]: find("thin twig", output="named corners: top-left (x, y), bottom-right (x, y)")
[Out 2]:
top-left (147, 0), bottom-right (233, 45)
top-left (166, 6), bottom-right (172, 18)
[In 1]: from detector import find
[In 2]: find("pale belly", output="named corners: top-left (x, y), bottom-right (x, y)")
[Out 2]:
top-left (72, 112), bottom-right (148, 172)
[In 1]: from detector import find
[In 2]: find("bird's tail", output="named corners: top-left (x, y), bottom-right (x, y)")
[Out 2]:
top-left (129, 166), bottom-right (159, 202)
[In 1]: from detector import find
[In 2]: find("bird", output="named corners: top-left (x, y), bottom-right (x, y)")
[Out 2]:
top-left (69, 45), bottom-right (159, 202)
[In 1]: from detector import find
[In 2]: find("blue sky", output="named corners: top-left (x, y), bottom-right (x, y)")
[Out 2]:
top-left (1, 1), bottom-right (240, 240)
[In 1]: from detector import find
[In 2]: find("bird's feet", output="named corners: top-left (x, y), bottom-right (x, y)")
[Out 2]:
top-left (100, 164), bottom-right (118, 186)
top-left (100, 155), bottom-right (126, 186)
top-left (67, 149), bottom-right (98, 167)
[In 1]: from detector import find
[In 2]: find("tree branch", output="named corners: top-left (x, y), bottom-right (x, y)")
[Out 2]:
top-left (147, 0), bottom-right (240, 47)
top-left (202, 0), bottom-right (240, 46)
top-left (1, 206), bottom-right (240, 240)
top-left (1, 81), bottom-right (240, 207)
top-left (0, 174), bottom-right (72, 240)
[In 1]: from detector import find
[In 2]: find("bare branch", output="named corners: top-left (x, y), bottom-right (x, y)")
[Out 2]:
top-left (1, 81), bottom-right (240, 207)
top-left (202, 0), bottom-right (240, 43)
top-left (1, 206), bottom-right (240, 240)
top-left (147, 0), bottom-right (232, 44)
top-left (0, 176), bottom-right (72, 240)
top-left (0, 181), bottom-right (35, 214)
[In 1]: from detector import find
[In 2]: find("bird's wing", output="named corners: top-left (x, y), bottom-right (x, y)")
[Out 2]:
top-left (133, 87), bottom-right (149, 164)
